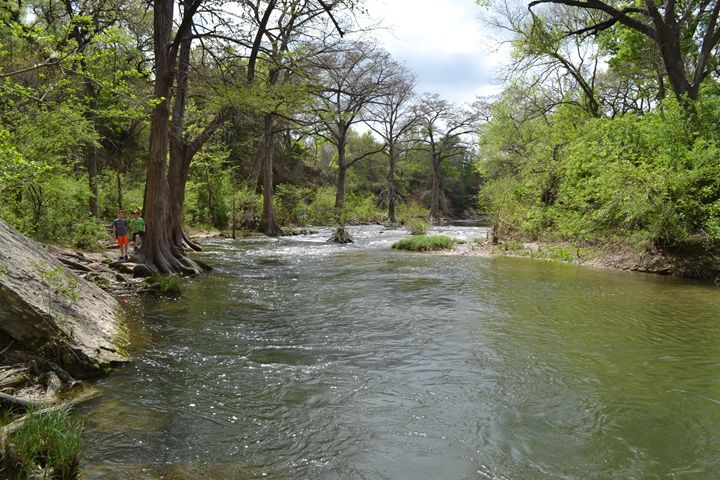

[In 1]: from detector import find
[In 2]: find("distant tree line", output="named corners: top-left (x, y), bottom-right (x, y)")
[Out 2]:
top-left (0, 0), bottom-right (482, 273)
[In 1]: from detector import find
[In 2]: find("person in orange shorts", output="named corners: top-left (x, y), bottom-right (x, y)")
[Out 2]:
top-left (112, 210), bottom-right (130, 260)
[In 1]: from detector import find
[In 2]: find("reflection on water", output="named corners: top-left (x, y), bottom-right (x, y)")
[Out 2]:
top-left (78, 226), bottom-right (720, 479)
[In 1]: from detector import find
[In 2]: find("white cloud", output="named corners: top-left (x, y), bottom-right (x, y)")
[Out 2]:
top-left (356, 0), bottom-right (509, 103)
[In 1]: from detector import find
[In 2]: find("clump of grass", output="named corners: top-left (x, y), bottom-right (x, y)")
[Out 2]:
top-left (150, 274), bottom-right (183, 295)
top-left (545, 246), bottom-right (575, 262)
top-left (405, 218), bottom-right (429, 235)
top-left (7, 406), bottom-right (82, 479)
top-left (499, 240), bottom-right (524, 251)
top-left (392, 235), bottom-right (456, 252)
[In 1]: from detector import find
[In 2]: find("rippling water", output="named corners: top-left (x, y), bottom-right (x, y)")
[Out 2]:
top-left (78, 226), bottom-right (720, 479)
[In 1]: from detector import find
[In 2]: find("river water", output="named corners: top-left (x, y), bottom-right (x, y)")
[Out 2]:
top-left (78, 226), bottom-right (720, 479)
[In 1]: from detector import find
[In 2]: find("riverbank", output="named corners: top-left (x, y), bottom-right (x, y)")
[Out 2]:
top-left (0, 219), bottom-right (131, 478)
top-left (184, 225), bottom-right (720, 284)
top-left (450, 238), bottom-right (720, 283)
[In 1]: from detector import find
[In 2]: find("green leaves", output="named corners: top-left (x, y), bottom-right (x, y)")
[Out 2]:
top-left (478, 87), bottom-right (720, 247)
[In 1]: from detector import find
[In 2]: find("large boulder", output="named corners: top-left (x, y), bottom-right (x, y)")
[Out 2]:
top-left (0, 219), bottom-right (128, 377)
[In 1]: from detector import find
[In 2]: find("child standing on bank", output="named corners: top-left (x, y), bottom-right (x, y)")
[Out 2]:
top-left (112, 210), bottom-right (129, 260)
top-left (129, 209), bottom-right (145, 253)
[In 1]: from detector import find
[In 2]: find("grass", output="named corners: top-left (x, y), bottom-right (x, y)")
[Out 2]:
top-left (6, 405), bottom-right (82, 479)
top-left (499, 240), bottom-right (524, 251)
top-left (392, 235), bottom-right (456, 252)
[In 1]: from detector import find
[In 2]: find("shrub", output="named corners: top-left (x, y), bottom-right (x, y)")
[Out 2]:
top-left (392, 235), bottom-right (456, 251)
top-left (70, 217), bottom-right (109, 250)
top-left (405, 217), bottom-right (429, 235)
top-left (397, 202), bottom-right (430, 224)
top-left (0, 174), bottom-right (110, 248)
top-left (344, 193), bottom-right (385, 224)
top-left (308, 187), bottom-right (337, 225)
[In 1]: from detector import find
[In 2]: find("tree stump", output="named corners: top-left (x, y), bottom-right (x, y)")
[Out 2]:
top-left (327, 227), bottom-right (354, 244)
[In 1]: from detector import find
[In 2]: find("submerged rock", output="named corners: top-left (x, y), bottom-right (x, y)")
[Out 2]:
top-left (0, 220), bottom-right (128, 377)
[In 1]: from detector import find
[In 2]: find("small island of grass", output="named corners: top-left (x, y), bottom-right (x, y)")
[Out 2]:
top-left (392, 235), bottom-right (456, 252)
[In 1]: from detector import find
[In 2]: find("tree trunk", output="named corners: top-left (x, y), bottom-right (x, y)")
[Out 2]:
top-left (87, 150), bottom-right (99, 219)
top-left (116, 171), bottom-right (122, 211)
top-left (655, 25), bottom-right (693, 102)
top-left (335, 163), bottom-right (347, 213)
top-left (249, 141), bottom-right (264, 189)
top-left (430, 153), bottom-right (441, 225)
top-left (138, 0), bottom-right (202, 275)
top-left (387, 144), bottom-right (397, 224)
top-left (259, 113), bottom-right (282, 236)
top-left (334, 134), bottom-right (347, 214)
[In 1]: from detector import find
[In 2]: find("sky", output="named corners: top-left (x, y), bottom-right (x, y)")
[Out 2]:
top-left (359, 0), bottom-right (509, 105)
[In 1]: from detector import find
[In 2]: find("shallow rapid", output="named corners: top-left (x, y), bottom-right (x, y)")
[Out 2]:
top-left (78, 226), bottom-right (720, 479)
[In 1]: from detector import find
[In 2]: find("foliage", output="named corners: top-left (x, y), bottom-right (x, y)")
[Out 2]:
top-left (396, 202), bottom-right (430, 224)
top-left (499, 240), bottom-right (524, 251)
top-left (344, 193), bottom-right (386, 224)
top-left (392, 235), bottom-right (456, 251)
top-left (405, 217), bottom-right (429, 235)
top-left (7, 406), bottom-right (82, 479)
top-left (185, 141), bottom-right (232, 229)
top-left (477, 94), bottom-right (720, 249)
top-left (0, 174), bottom-right (109, 249)
top-left (273, 185), bottom-right (385, 226)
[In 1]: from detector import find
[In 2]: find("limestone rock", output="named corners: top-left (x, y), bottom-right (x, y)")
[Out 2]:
top-left (0, 219), bottom-right (128, 377)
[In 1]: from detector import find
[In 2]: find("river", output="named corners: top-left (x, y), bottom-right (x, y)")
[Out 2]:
top-left (78, 225), bottom-right (720, 479)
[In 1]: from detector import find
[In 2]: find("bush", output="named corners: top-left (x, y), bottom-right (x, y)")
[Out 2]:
top-left (7, 406), bottom-right (82, 479)
top-left (308, 187), bottom-right (337, 225)
top-left (0, 174), bottom-right (110, 248)
top-left (392, 235), bottom-right (456, 251)
top-left (500, 240), bottom-right (524, 251)
top-left (274, 184), bottom-right (315, 225)
top-left (405, 217), bottom-right (429, 235)
top-left (274, 185), bottom-right (384, 227)
top-left (344, 193), bottom-right (385, 224)
top-left (397, 202), bottom-right (430, 224)
top-left (70, 217), bottom-right (109, 250)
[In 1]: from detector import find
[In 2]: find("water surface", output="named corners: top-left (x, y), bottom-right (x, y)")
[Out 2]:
top-left (79, 226), bottom-right (720, 479)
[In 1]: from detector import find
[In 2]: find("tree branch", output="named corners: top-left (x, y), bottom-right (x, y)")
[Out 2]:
top-left (0, 58), bottom-right (61, 78)
top-left (529, 0), bottom-right (656, 39)
top-left (347, 144), bottom-right (387, 167)
top-left (318, 0), bottom-right (345, 37)
top-left (187, 107), bottom-right (234, 157)
top-left (692, 0), bottom-right (720, 88)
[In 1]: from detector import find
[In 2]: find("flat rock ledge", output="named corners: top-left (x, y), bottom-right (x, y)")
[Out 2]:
top-left (0, 219), bottom-right (129, 379)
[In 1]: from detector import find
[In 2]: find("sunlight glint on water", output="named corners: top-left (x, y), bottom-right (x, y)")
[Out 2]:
top-left (78, 226), bottom-right (720, 480)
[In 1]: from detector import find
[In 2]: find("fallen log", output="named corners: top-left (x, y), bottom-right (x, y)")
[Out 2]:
top-left (0, 373), bottom-right (27, 391)
top-left (0, 392), bottom-right (41, 411)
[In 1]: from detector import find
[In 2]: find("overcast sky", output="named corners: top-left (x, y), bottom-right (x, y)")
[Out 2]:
top-left (359, 0), bottom-right (508, 105)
